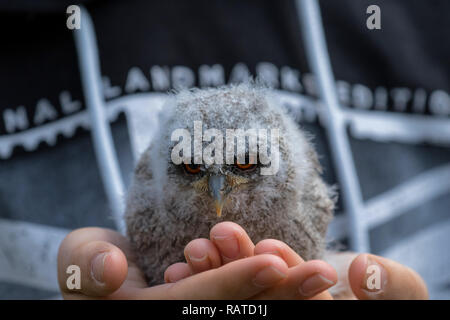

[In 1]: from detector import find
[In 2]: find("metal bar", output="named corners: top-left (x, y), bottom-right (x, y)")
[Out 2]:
top-left (295, 0), bottom-right (370, 251)
top-left (73, 7), bottom-right (126, 234)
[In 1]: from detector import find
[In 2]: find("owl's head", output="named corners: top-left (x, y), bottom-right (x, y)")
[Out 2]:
top-left (130, 84), bottom-right (321, 224)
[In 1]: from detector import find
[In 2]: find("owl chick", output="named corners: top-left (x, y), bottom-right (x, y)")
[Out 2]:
top-left (125, 83), bottom-right (335, 285)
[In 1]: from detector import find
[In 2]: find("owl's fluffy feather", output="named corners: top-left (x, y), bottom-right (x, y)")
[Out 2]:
top-left (125, 83), bottom-right (335, 285)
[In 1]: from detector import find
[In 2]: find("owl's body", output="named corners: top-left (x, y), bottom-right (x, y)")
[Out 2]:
top-left (125, 84), bottom-right (335, 285)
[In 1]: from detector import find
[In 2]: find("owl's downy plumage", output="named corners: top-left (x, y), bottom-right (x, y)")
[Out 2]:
top-left (125, 83), bottom-right (336, 285)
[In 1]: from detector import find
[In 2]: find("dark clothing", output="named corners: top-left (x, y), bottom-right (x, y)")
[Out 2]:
top-left (0, 0), bottom-right (449, 298)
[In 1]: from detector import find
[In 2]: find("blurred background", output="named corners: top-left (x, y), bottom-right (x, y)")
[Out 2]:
top-left (0, 0), bottom-right (449, 299)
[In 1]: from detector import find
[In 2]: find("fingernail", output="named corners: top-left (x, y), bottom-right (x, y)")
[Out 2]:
top-left (91, 252), bottom-right (108, 284)
top-left (253, 266), bottom-right (287, 287)
top-left (299, 273), bottom-right (335, 297)
top-left (213, 233), bottom-right (240, 261)
top-left (361, 255), bottom-right (387, 296)
top-left (187, 252), bottom-right (208, 263)
top-left (263, 250), bottom-right (282, 258)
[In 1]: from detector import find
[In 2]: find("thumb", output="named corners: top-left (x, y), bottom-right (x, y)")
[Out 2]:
top-left (348, 254), bottom-right (428, 300)
top-left (58, 230), bottom-right (128, 297)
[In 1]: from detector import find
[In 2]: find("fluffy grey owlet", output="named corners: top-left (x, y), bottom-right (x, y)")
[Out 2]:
top-left (125, 83), bottom-right (336, 285)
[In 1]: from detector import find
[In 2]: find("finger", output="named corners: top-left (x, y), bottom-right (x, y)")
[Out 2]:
top-left (134, 254), bottom-right (289, 299)
top-left (252, 260), bottom-right (337, 300)
top-left (164, 263), bottom-right (192, 283)
top-left (60, 240), bottom-right (128, 297)
top-left (57, 228), bottom-right (129, 297)
top-left (184, 238), bottom-right (222, 274)
top-left (254, 239), bottom-right (304, 267)
top-left (348, 254), bottom-right (429, 300)
top-left (210, 222), bottom-right (255, 264)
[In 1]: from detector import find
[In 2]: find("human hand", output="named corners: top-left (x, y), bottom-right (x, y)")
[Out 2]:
top-left (58, 226), bottom-right (329, 299)
top-left (325, 252), bottom-right (428, 300)
top-left (165, 222), bottom-right (428, 300)
top-left (164, 221), bottom-right (338, 299)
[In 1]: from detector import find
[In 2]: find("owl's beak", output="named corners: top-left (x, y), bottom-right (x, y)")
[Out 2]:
top-left (214, 199), bottom-right (224, 217)
top-left (208, 174), bottom-right (227, 217)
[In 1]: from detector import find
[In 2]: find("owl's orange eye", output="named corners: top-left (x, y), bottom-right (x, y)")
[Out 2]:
top-left (184, 163), bottom-right (201, 174)
top-left (235, 162), bottom-right (256, 170)
top-left (235, 156), bottom-right (257, 171)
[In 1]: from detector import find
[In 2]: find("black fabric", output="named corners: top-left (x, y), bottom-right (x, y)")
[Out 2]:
top-left (0, 0), bottom-right (449, 298)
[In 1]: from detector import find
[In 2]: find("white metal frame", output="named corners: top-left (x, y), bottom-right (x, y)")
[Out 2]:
top-left (73, 1), bottom-right (371, 250)
top-left (73, 8), bottom-right (126, 234)
top-left (3, 1), bottom-right (450, 297)
top-left (296, 0), bottom-right (369, 251)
